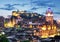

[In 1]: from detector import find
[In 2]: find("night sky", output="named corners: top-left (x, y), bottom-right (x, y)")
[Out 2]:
top-left (0, 0), bottom-right (60, 20)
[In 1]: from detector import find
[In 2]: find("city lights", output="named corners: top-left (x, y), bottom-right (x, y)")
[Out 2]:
top-left (0, 0), bottom-right (60, 42)
top-left (0, 8), bottom-right (60, 42)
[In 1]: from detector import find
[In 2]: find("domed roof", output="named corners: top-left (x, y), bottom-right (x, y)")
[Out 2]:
top-left (46, 8), bottom-right (53, 14)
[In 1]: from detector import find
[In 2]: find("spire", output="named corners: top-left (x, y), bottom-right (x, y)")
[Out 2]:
top-left (46, 8), bottom-right (53, 14)
top-left (48, 8), bottom-right (52, 12)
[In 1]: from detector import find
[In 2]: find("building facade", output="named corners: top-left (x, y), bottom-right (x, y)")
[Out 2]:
top-left (45, 8), bottom-right (53, 25)
top-left (0, 16), bottom-right (4, 27)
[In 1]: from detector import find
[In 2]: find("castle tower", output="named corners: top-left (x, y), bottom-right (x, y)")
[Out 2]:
top-left (12, 11), bottom-right (19, 17)
top-left (45, 8), bottom-right (53, 25)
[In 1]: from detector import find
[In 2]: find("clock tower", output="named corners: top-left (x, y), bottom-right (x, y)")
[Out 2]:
top-left (45, 8), bottom-right (53, 25)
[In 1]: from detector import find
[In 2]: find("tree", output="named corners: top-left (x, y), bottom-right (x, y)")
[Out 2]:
top-left (0, 33), bottom-right (9, 42)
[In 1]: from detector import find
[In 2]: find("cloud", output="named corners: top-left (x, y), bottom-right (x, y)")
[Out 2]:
top-left (5, 4), bottom-right (21, 7)
top-left (20, 4), bottom-right (28, 6)
top-left (5, 3), bottom-right (28, 7)
top-left (31, 0), bottom-right (55, 7)
top-left (0, 7), bottom-right (15, 11)
top-left (54, 12), bottom-right (60, 14)
top-left (0, 4), bottom-right (21, 11)
top-left (0, 3), bottom-right (28, 11)
top-left (32, 0), bottom-right (52, 3)
top-left (31, 7), bottom-right (39, 10)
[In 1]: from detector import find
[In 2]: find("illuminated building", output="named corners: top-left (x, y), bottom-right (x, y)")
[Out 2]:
top-left (4, 10), bottom-right (24, 28)
top-left (12, 11), bottom-right (19, 17)
top-left (57, 28), bottom-right (60, 36)
top-left (45, 8), bottom-right (53, 25)
top-left (40, 8), bottom-right (57, 38)
top-left (57, 20), bottom-right (60, 36)
top-left (4, 18), bottom-right (16, 28)
top-left (29, 22), bottom-right (33, 28)
top-left (12, 10), bottom-right (26, 17)
top-left (5, 10), bottom-right (21, 28)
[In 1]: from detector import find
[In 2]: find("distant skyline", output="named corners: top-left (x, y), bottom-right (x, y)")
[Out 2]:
top-left (0, 0), bottom-right (60, 20)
